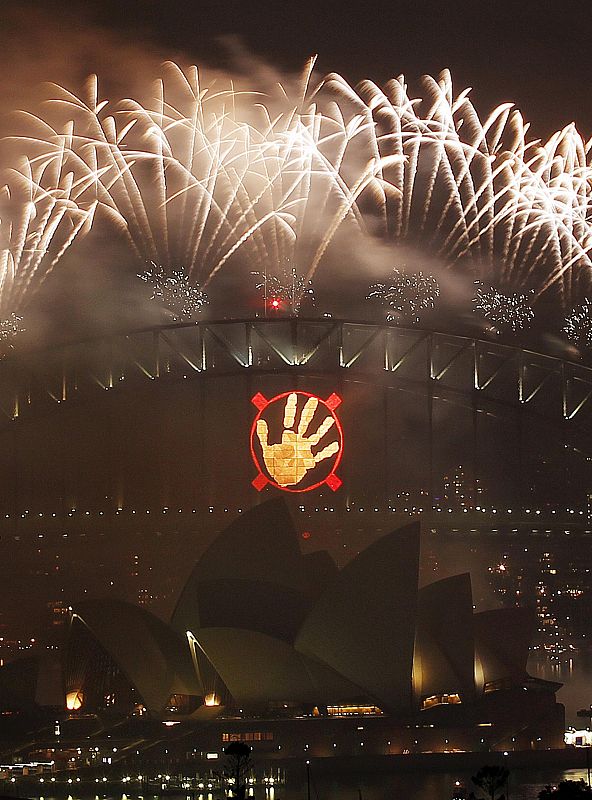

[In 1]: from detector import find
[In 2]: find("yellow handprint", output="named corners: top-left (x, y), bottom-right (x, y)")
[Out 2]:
top-left (256, 393), bottom-right (340, 487)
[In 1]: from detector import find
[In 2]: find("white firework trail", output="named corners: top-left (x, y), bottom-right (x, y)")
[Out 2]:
top-left (7, 61), bottom-right (592, 322)
top-left (0, 136), bottom-right (96, 314)
top-left (22, 60), bottom-right (376, 292)
top-left (318, 70), bottom-right (592, 305)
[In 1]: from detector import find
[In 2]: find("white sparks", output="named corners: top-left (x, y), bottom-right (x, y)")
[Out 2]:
top-left (139, 263), bottom-right (208, 321)
top-left (473, 282), bottom-right (535, 333)
top-left (0, 312), bottom-right (24, 343)
top-left (367, 269), bottom-right (439, 323)
top-left (252, 267), bottom-right (315, 314)
top-left (564, 299), bottom-right (592, 348)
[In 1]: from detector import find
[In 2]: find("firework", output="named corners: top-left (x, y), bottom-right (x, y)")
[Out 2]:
top-left (318, 71), bottom-right (592, 306)
top-left (367, 269), bottom-right (439, 322)
top-left (0, 312), bottom-right (24, 344)
top-left (25, 61), bottom-right (376, 291)
top-left (252, 266), bottom-right (314, 314)
top-left (138, 262), bottom-right (208, 321)
top-left (36, 68), bottom-right (260, 279)
top-left (564, 299), bottom-right (592, 348)
top-left (9, 61), bottom-right (592, 324)
top-left (473, 282), bottom-right (535, 332)
top-left (0, 145), bottom-right (96, 314)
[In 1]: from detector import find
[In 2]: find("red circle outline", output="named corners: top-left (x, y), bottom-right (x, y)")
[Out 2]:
top-left (250, 390), bottom-right (343, 493)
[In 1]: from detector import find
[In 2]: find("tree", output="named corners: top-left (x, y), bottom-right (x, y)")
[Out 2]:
top-left (539, 780), bottom-right (592, 800)
top-left (223, 741), bottom-right (252, 800)
top-left (470, 765), bottom-right (510, 800)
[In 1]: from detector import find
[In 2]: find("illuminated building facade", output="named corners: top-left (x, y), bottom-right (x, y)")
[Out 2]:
top-left (0, 499), bottom-right (563, 754)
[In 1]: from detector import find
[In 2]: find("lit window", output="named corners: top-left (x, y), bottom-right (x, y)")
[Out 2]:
top-left (421, 693), bottom-right (462, 710)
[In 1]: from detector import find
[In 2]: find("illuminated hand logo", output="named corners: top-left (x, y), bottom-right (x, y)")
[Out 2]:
top-left (251, 391), bottom-right (343, 492)
top-left (256, 393), bottom-right (339, 487)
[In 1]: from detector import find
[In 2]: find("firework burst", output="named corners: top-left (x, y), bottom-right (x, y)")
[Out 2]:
top-left (24, 61), bottom-right (378, 291)
top-left (252, 266), bottom-right (314, 314)
top-left (138, 262), bottom-right (208, 321)
top-left (8, 62), bottom-right (592, 326)
top-left (0, 311), bottom-right (25, 344)
top-left (473, 282), bottom-right (535, 333)
top-left (318, 71), bottom-right (592, 306)
top-left (0, 143), bottom-right (96, 314)
top-left (367, 269), bottom-right (439, 323)
top-left (563, 299), bottom-right (592, 348)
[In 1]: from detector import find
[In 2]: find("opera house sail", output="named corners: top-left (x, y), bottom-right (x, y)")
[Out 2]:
top-left (0, 499), bottom-right (565, 754)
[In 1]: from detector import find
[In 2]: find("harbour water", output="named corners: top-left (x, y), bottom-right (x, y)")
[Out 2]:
top-left (530, 653), bottom-right (592, 726)
top-left (11, 768), bottom-right (592, 800)
top-left (295, 766), bottom-right (592, 800)
top-left (7, 653), bottom-right (592, 800)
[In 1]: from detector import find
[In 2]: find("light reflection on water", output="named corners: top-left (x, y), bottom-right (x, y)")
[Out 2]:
top-left (27, 772), bottom-right (592, 800)
top-left (529, 652), bottom-right (592, 726)
top-left (293, 767), bottom-right (592, 800)
top-left (25, 655), bottom-right (592, 800)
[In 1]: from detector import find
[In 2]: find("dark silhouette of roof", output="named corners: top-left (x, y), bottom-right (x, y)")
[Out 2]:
top-left (193, 627), bottom-right (364, 706)
top-left (71, 599), bottom-right (201, 713)
top-left (474, 607), bottom-right (535, 688)
top-left (172, 498), bottom-right (310, 639)
top-left (295, 521), bottom-right (420, 710)
top-left (415, 573), bottom-right (476, 702)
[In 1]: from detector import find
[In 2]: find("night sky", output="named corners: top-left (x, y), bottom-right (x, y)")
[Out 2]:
top-left (2, 0), bottom-right (592, 136)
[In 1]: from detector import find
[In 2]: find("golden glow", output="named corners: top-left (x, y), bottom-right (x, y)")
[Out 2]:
top-left (327, 705), bottom-right (383, 716)
top-left (421, 693), bottom-right (462, 710)
top-left (65, 690), bottom-right (84, 711)
top-left (256, 394), bottom-right (339, 487)
top-left (204, 692), bottom-right (220, 707)
top-left (222, 732), bottom-right (273, 742)
top-left (474, 651), bottom-right (485, 694)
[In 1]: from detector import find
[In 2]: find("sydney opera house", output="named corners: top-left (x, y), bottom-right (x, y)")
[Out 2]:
top-left (1, 499), bottom-right (564, 755)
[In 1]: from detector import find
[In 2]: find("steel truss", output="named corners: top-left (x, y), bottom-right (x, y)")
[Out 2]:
top-left (1, 320), bottom-right (591, 430)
